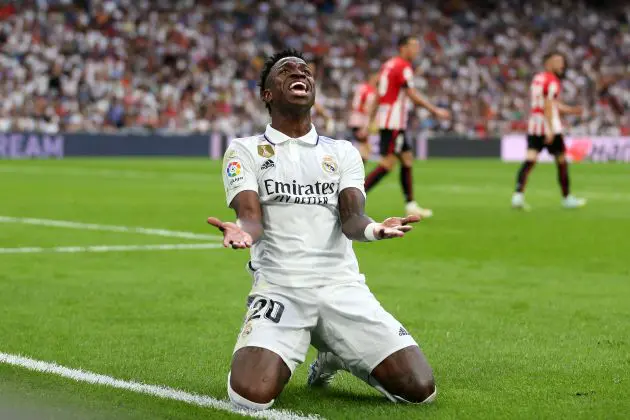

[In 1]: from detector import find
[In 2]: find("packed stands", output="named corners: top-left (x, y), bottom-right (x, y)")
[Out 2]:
top-left (0, 0), bottom-right (628, 137)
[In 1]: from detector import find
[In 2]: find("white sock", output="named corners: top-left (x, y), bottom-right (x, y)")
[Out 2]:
top-left (227, 372), bottom-right (274, 411)
top-left (368, 375), bottom-right (437, 404)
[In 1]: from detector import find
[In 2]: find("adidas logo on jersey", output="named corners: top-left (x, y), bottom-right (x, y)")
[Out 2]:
top-left (261, 159), bottom-right (275, 170)
top-left (398, 327), bottom-right (409, 336)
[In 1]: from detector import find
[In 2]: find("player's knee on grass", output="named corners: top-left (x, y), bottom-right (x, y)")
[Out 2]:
top-left (371, 345), bottom-right (436, 404)
top-left (228, 347), bottom-right (291, 409)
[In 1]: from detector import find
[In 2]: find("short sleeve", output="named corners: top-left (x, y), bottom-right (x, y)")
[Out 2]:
top-left (338, 143), bottom-right (365, 197)
top-left (546, 80), bottom-right (559, 99)
top-left (402, 65), bottom-right (414, 88)
top-left (222, 141), bottom-right (259, 206)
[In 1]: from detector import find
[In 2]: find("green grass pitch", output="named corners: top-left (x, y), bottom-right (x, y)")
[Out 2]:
top-left (0, 158), bottom-right (628, 419)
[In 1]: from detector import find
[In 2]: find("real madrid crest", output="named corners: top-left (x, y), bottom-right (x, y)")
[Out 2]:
top-left (242, 322), bottom-right (253, 337)
top-left (321, 155), bottom-right (338, 174)
top-left (257, 145), bottom-right (275, 158)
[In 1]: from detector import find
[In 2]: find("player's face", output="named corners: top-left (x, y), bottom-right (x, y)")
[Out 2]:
top-left (265, 57), bottom-right (316, 112)
top-left (404, 38), bottom-right (421, 61)
top-left (550, 55), bottom-right (566, 78)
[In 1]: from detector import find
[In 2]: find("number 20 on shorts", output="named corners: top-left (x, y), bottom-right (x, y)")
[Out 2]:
top-left (247, 297), bottom-right (285, 324)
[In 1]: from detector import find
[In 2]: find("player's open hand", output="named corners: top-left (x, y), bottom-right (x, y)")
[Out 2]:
top-left (207, 217), bottom-right (253, 249)
top-left (374, 215), bottom-right (421, 240)
top-left (356, 126), bottom-right (369, 139)
top-left (434, 108), bottom-right (452, 120)
top-left (572, 105), bottom-right (584, 116)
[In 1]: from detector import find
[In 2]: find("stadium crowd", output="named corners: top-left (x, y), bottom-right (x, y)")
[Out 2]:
top-left (0, 0), bottom-right (629, 138)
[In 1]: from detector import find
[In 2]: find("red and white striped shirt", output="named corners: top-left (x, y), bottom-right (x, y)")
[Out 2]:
top-left (376, 57), bottom-right (414, 130)
top-left (528, 71), bottom-right (563, 135)
top-left (348, 82), bottom-right (377, 128)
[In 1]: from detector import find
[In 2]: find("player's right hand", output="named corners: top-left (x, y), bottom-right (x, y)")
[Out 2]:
top-left (545, 132), bottom-right (554, 145)
top-left (434, 108), bottom-right (451, 120)
top-left (207, 217), bottom-right (253, 249)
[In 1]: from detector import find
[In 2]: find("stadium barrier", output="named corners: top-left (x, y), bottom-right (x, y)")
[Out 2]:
top-left (0, 132), bottom-right (525, 161)
top-left (501, 135), bottom-right (630, 163)
top-left (427, 136), bottom-right (501, 158)
top-left (0, 133), bottom-right (221, 159)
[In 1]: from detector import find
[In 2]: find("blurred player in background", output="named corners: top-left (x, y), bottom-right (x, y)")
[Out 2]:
top-left (512, 52), bottom-right (586, 210)
top-left (310, 58), bottom-right (335, 133)
top-left (348, 73), bottom-right (379, 163)
top-left (208, 49), bottom-right (437, 412)
top-left (363, 36), bottom-right (451, 218)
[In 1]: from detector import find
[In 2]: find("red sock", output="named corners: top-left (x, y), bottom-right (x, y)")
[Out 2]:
top-left (400, 166), bottom-right (413, 202)
top-left (365, 165), bottom-right (389, 192)
top-left (557, 161), bottom-right (570, 197)
top-left (515, 160), bottom-right (536, 193)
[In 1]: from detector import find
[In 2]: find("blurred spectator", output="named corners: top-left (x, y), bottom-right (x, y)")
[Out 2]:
top-left (0, 0), bottom-right (628, 137)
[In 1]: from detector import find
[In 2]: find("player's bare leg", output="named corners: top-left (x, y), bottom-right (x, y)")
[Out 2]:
top-left (228, 347), bottom-right (291, 410)
top-left (512, 148), bottom-right (538, 210)
top-left (370, 345), bottom-right (435, 403)
top-left (555, 153), bottom-right (586, 208)
top-left (365, 154), bottom-right (397, 192)
top-left (308, 346), bottom-right (435, 404)
top-left (399, 151), bottom-right (432, 218)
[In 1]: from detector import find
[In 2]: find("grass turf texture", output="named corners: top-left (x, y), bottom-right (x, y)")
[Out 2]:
top-left (0, 158), bottom-right (628, 419)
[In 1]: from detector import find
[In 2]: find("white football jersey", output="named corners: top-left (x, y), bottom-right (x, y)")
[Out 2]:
top-left (222, 124), bottom-right (366, 288)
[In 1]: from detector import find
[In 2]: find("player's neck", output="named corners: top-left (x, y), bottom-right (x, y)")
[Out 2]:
top-left (270, 112), bottom-right (312, 138)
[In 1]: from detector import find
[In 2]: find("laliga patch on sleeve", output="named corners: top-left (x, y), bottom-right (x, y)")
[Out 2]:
top-left (225, 159), bottom-right (245, 189)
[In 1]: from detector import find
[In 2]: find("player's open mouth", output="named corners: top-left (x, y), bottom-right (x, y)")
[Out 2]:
top-left (288, 81), bottom-right (309, 97)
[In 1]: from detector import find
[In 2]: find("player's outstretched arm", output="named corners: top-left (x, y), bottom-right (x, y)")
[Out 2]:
top-left (339, 187), bottom-right (420, 242)
top-left (405, 87), bottom-right (451, 120)
top-left (557, 101), bottom-right (583, 116)
top-left (207, 191), bottom-right (263, 249)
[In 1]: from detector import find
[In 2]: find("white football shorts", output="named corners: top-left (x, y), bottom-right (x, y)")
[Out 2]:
top-left (233, 272), bottom-right (418, 380)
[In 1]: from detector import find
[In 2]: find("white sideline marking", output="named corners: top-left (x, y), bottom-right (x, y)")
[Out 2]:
top-left (0, 352), bottom-right (321, 420)
top-left (0, 243), bottom-right (223, 254)
top-left (0, 216), bottom-right (221, 241)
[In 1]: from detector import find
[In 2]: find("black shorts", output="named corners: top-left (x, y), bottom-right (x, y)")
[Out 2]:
top-left (350, 127), bottom-right (368, 143)
top-left (527, 134), bottom-right (566, 155)
top-left (379, 129), bottom-right (411, 156)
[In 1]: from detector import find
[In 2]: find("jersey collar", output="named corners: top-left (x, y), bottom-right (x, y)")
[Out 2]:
top-left (264, 124), bottom-right (319, 145)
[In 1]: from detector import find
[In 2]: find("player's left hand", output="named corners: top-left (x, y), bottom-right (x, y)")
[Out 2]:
top-left (356, 126), bottom-right (370, 139)
top-left (572, 105), bottom-right (584, 116)
top-left (375, 215), bottom-right (421, 239)
top-left (207, 217), bottom-right (253, 249)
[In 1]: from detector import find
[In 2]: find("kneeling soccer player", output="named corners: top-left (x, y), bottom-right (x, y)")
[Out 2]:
top-left (208, 49), bottom-right (436, 411)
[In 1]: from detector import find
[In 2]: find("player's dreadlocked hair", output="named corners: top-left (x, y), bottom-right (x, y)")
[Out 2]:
top-left (259, 49), bottom-right (306, 113)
